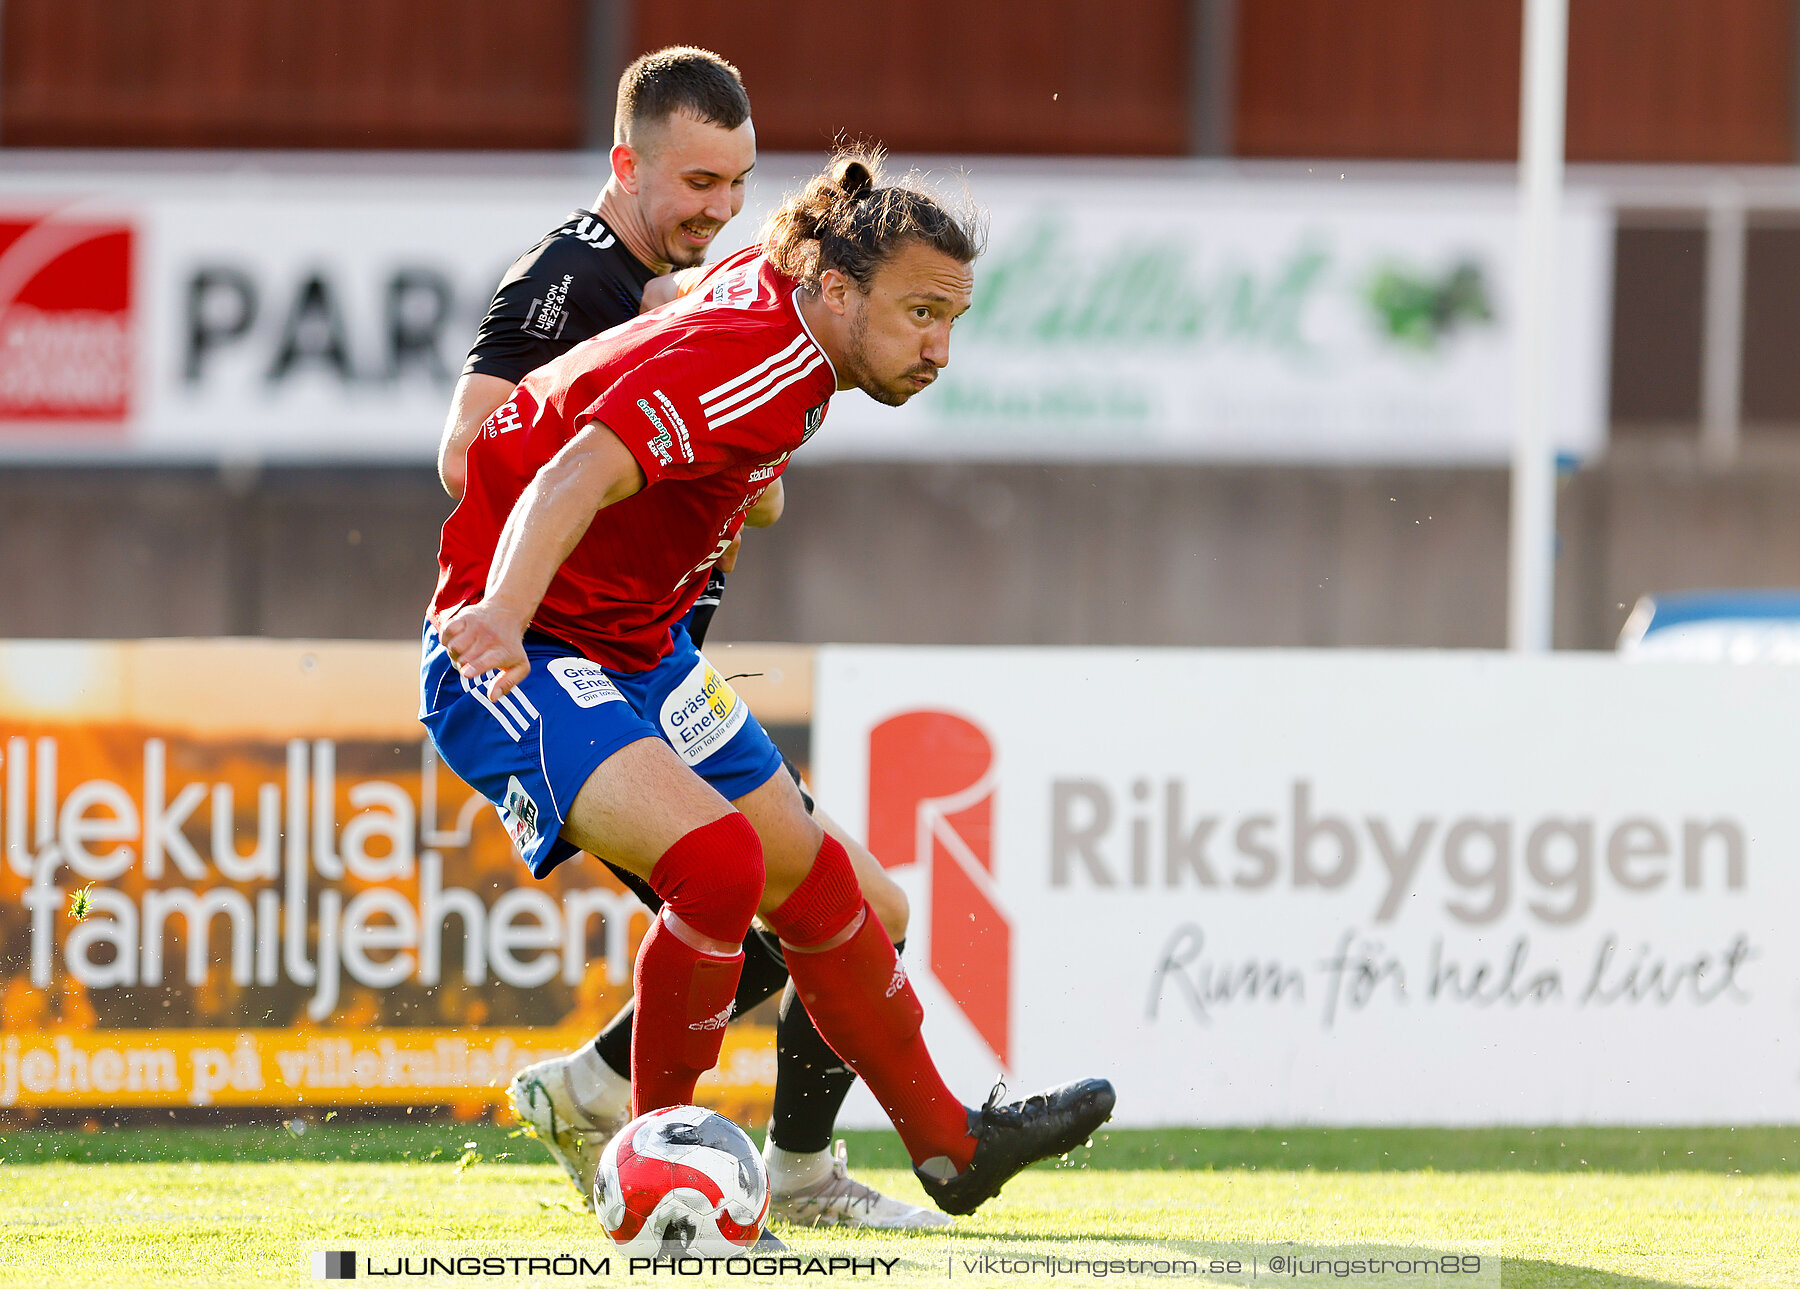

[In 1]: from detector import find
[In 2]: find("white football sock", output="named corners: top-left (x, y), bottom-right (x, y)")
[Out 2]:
top-left (564, 1042), bottom-right (632, 1122)
top-left (764, 1140), bottom-right (833, 1193)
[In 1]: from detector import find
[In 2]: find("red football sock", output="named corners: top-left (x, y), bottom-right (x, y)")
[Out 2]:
top-left (769, 837), bottom-right (975, 1171)
top-left (629, 913), bottom-right (744, 1115)
top-left (629, 814), bottom-right (762, 1116)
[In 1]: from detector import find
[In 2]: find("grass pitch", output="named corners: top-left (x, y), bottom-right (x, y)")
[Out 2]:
top-left (2, 1123), bottom-right (1796, 1287)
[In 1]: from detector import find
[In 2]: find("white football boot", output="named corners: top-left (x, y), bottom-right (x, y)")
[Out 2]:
top-left (506, 1049), bottom-right (633, 1211)
top-left (766, 1139), bottom-right (952, 1229)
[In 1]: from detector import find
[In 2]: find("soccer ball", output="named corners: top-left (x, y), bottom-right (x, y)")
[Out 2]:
top-left (593, 1105), bottom-right (770, 1258)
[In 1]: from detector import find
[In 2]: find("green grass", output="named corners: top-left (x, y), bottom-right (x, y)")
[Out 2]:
top-left (2, 1126), bottom-right (1797, 1287)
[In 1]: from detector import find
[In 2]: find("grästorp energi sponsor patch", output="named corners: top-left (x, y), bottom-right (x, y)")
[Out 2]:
top-left (659, 658), bottom-right (749, 766)
top-left (548, 657), bottom-right (626, 709)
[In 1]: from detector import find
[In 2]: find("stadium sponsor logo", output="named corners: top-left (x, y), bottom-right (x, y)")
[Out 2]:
top-left (636, 398), bottom-right (675, 465)
top-left (1, 735), bottom-right (657, 1032)
top-left (547, 657), bottom-right (624, 709)
top-left (0, 212), bottom-right (135, 427)
top-left (0, 1030), bottom-right (579, 1109)
top-left (651, 389), bottom-right (693, 462)
top-left (1047, 777), bottom-right (1747, 926)
top-left (182, 263), bottom-right (465, 392)
top-left (867, 712), bottom-right (1009, 1067)
top-left (1144, 920), bottom-right (1756, 1030)
top-left (0, 1034), bottom-right (180, 1105)
top-left (659, 662), bottom-right (747, 768)
top-left (1144, 921), bottom-right (1749, 1029)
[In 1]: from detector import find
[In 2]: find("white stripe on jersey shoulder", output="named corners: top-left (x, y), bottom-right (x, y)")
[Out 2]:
top-left (700, 333), bottom-right (808, 408)
top-left (703, 343), bottom-right (821, 422)
top-left (709, 353), bottom-right (827, 429)
top-left (790, 287), bottom-right (840, 387)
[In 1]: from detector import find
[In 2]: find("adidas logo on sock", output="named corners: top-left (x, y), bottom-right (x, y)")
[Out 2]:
top-left (886, 962), bottom-right (909, 998)
top-left (687, 1002), bottom-right (735, 1032)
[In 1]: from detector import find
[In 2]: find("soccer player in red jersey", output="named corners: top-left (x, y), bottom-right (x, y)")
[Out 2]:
top-left (422, 151), bottom-right (1113, 1216)
top-left (438, 47), bottom-right (933, 1227)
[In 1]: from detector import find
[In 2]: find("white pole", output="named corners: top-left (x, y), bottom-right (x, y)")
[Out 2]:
top-left (1508, 0), bottom-right (1568, 653)
top-left (1700, 191), bottom-right (1746, 466)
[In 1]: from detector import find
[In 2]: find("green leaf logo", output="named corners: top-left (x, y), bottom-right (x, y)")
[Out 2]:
top-left (1365, 259), bottom-right (1494, 352)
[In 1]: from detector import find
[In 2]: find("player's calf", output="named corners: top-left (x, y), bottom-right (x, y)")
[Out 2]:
top-left (629, 812), bottom-right (764, 1114)
top-left (764, 833), bottom-right (976, 1171)
top-left (830, 812), bottom-right (909, 941)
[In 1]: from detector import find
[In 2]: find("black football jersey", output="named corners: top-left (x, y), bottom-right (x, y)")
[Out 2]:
top-left (462, 210), bottom-right (660, 385)
top-left (462, 208), bottom-right (732, 646)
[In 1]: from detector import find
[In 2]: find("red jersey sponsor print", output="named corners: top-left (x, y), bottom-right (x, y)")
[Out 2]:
top-left (0, 213), bottom-right (134, 426)
top-left (432, 247), bottom-right (835, 672)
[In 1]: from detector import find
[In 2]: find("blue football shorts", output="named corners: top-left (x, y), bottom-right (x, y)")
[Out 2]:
top-left (418, 618), bottom-right (786, 877)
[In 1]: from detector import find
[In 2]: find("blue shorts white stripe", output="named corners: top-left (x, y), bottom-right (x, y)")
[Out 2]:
top-left (418, 618), bottom-right (785, 877)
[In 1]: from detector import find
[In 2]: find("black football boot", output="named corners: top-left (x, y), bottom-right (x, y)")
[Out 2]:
top-left (913, 1078), bottom-right (1117, 1216)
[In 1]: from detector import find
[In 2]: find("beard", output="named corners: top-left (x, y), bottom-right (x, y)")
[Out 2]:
top-left (665, 240), bottom-right (710, 270)
top-left (662, 218), bottom-right (720, 270)
top-left (846, 307), bottom-right (933, 407)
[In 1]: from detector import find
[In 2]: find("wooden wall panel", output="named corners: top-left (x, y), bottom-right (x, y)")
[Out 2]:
top-left (1236, 0), bottom-right (1795, 163)
top-left (633, 0), bottom-right (1191, 155)
top-left (0, 0), bottom-right (585, 148)
top-left (1235, 0), bottom-right (1523, 160)
top-left (1566, 0), bottom-right (1792, 162)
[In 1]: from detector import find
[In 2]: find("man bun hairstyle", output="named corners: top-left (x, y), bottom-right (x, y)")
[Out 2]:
top-left (615, 46), bottom-right (751, 144)
top-left (765, 146), bottom-right (985, 293)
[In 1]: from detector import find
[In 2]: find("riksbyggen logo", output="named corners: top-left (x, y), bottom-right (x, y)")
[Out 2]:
top-left (0, 211), bottom-right (134, 426)
top-left (866, 712), bottom-right (1008, 1068)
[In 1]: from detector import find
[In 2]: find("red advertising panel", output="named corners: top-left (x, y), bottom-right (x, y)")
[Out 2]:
top-left (0, 213), bottom-right (133, 427)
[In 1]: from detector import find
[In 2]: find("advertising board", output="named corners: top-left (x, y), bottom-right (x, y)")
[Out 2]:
top-left (0, 160), bottom-right (1610, 464)
top-left (0, 639), bottom-right (775, 1119)
top-left (814, 648), bottom-right (1788, 1126)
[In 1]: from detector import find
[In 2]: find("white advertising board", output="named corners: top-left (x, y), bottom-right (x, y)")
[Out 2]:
top-left (0, 158), bottom-right (1609, 464)
top-left (809, 174), bottom-right (1613, 464)
top-left (813, 649), bottom-right (1794, 1127)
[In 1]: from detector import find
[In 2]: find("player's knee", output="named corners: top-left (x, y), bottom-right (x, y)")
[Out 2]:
top-left (650, 812), bottom-right (764, 946)
top-left (866, 870), bottom-right (909, 942)
top-left (765, 832), bottom-right (861, 948)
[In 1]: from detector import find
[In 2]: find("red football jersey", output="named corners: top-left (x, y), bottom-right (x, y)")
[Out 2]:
top-left (431, 246), bottom-right (836, 671)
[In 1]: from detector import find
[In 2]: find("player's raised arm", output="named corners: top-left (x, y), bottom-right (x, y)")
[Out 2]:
top-left (440, 421), bottom-right (645, 696)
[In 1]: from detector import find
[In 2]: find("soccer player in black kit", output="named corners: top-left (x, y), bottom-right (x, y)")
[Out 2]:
top-left (436, 46), bottom-right (943, 1230)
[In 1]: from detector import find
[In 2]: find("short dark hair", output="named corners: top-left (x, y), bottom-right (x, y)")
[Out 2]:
top-left (764, 147), bottom-right (985, 293)
top-left (614, 46), bottom-right (751, 145)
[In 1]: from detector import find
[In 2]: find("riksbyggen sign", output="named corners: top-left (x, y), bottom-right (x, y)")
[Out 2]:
top-left (814, 648), bottom-right (1793, 1128)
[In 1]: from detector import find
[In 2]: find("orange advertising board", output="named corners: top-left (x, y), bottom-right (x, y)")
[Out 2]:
top-left (0, 640), bottom-right (798, 1119)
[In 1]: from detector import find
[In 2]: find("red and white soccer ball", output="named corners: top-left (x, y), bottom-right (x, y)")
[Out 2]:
top-left (593, 1105), bottom-right (770, 1257)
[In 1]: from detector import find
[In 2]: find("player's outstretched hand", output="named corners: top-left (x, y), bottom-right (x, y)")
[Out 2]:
top-left (441, 600), bottom-right (531, 701)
